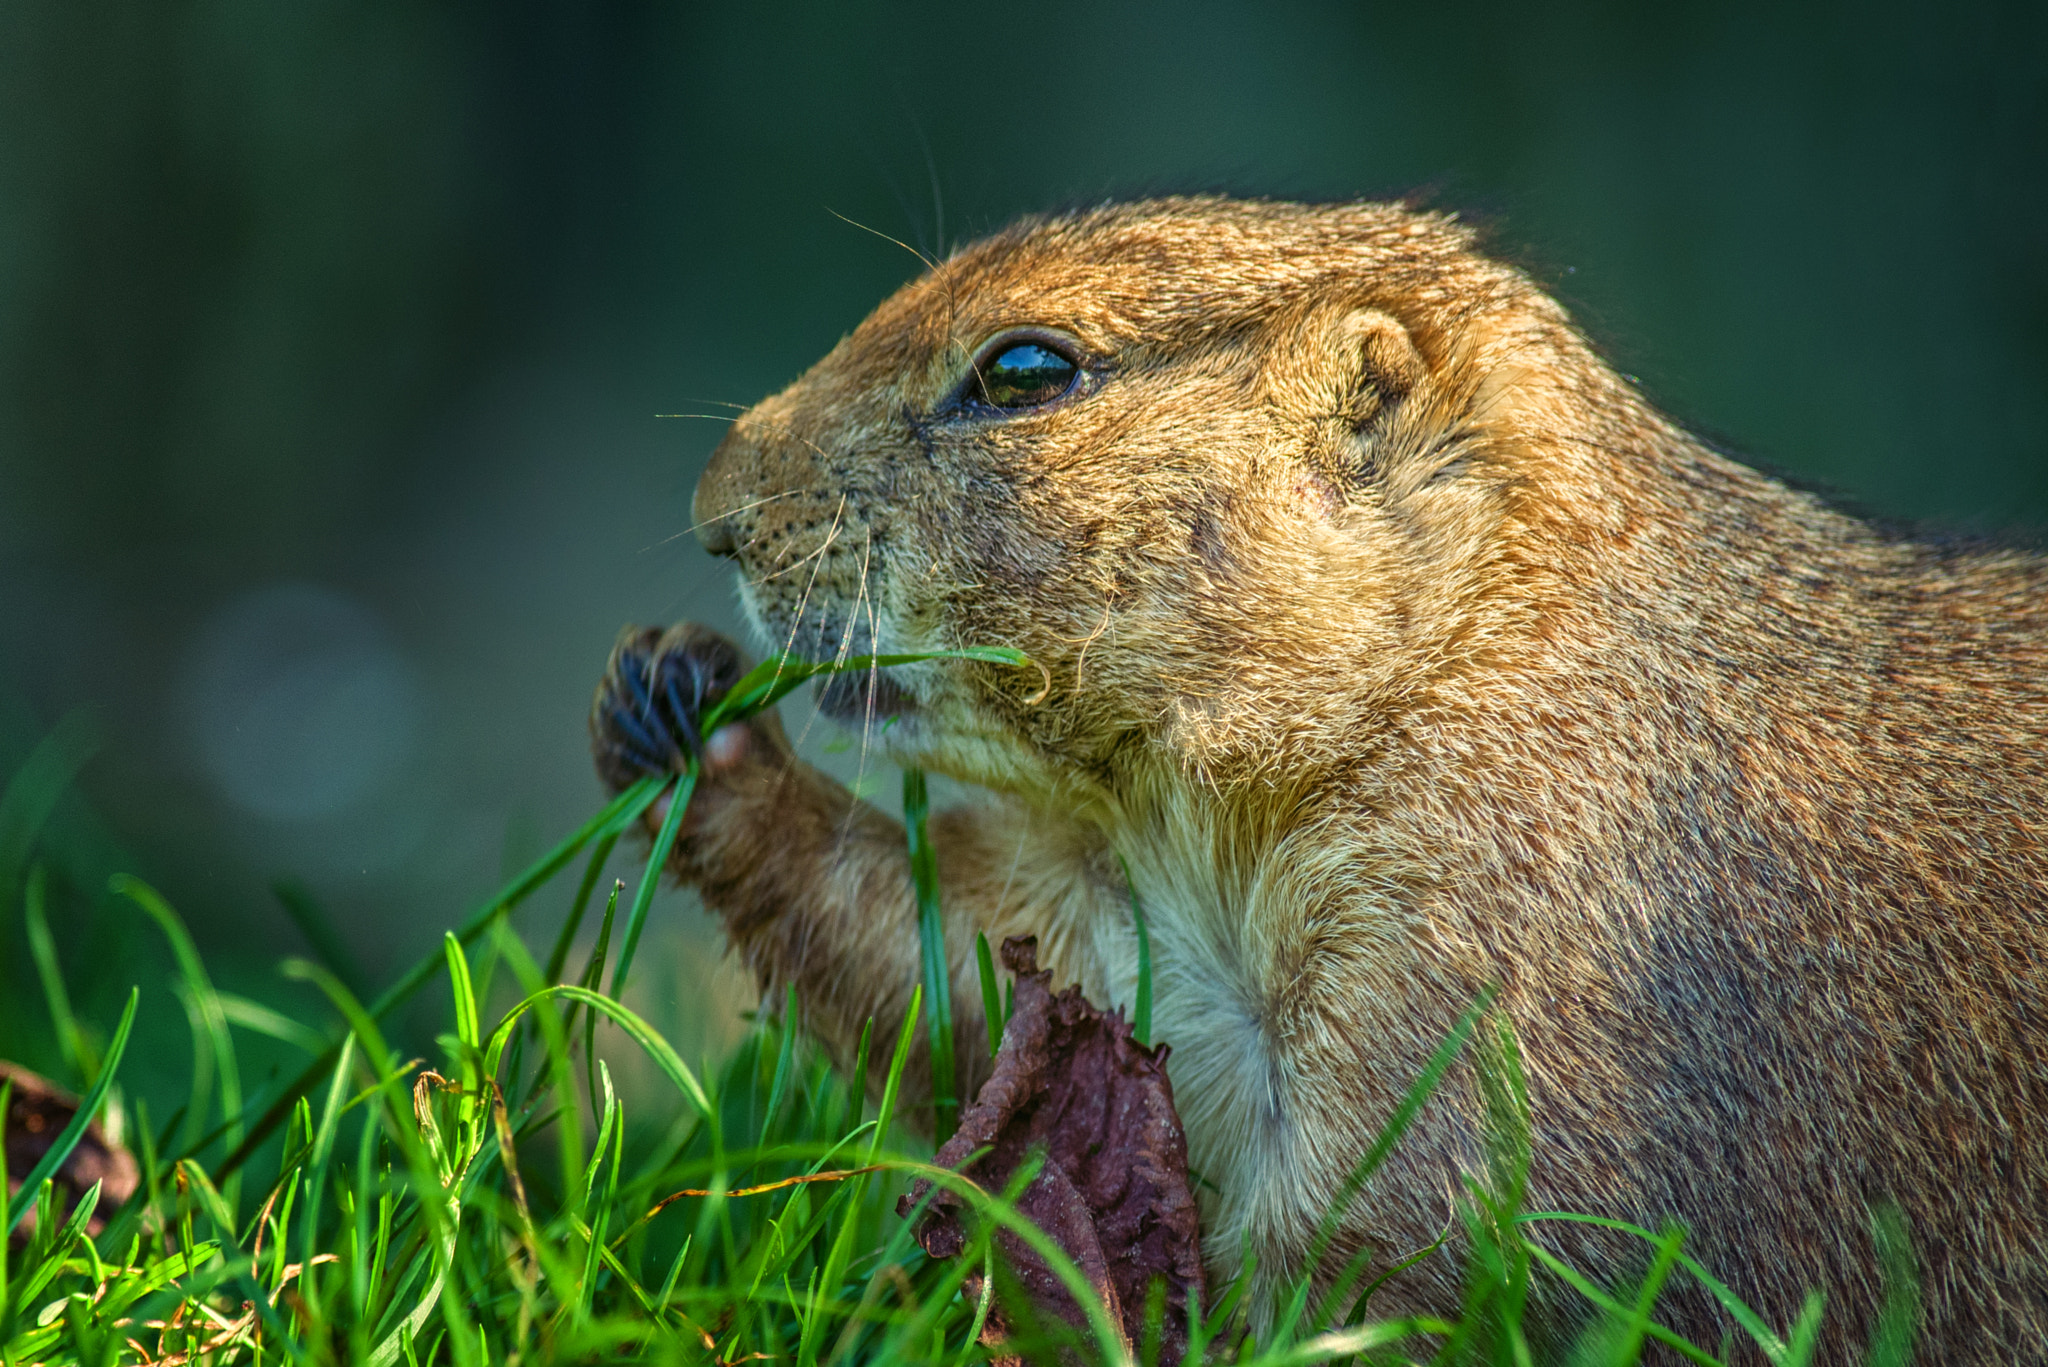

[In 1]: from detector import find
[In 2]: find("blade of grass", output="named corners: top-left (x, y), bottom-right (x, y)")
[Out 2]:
top-left (1280, 987), bottom-right (1497, 1342)
top-left (1341, 1230), bottom-right (1447, 1327)
top-left (761, 982), bottom-right (800, 1147)
top-left (353, 1071), bottom-right (386, 1319)
top-left (115, 874), bottom-right (243, 1203)
top-left (1117, 853), bottom-right (1152, 1047)
top-left (445, 933), bottom-right (481, 1061)
top-left (800, 988), bottom-right (923, 1367)
top-left (838, 1018), bottom-right (872, 1139)
top-left (580, 1064), bottom-right (618, 1218)
top-left (577, 881), bottom-right (622, 1119)
top-left (483, 984), bottom-right (714, 1124)
top-left (610, 769), bottom-right (694, 999)
top-left (1515, 1211), bottom-right (1790, 1361)
top-left (0, 711), bottom-right (98, 906)
top-left (545, 831), bottom-right (618, 985)
top-left (902, 768), bottom-right (956, 1143)
top-left (1864, 1205), bottom-right (1919, 1367)
top-left (488, 920), bottom-right (591, 1215)
top-left (1782, 1291), bottom-right (1824, 1367)
top-left (576, 1064), bottom-right (620, 1320)
top-left (216, 992), bottom-right (330, 1056)
top-left (703, 648), bottom-right (1029, 731)
top-left (1518, 1241), bottom-right (1723, 1367)
top-left (1611, 1223), bottom-right (1689, 1365)
top-left (974, 932), bottom-right (1002, 1059)
top-left (273, 877), bottom-right (371, 1002)
top-left (9, 1177), bottom-right (104, 1314)
top-left (0, 1083), bottom-right (10, 1315)
top-left (5, 987), bottom-right (134, 1237)
top-left (23, 864), bottom-right (94, 1079)
top-left (569, 880), bottom-right (621, 1037)
top-left (1471, 1014), bottom-right (1536, 1348)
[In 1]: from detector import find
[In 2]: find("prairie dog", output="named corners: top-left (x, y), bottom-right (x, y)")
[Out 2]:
top-left (592, 198), bottom-right (2048, 1359)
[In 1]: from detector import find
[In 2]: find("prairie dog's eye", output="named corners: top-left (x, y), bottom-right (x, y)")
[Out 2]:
top-left (972, 341), bottom-right (1079, 410)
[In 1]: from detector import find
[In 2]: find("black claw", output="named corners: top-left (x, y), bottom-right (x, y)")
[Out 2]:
top-left (619, 739), bottom-right (672, 776)
top-left (662, 671), bottom-right (704, 760)
top-left (605, 693), bottom-right (672, 763)
top-left (689, 657), bottom-right (712, 712)
top-left (621, 655), bottom-right (659, 716)
top-left (605, 717), bottom-right (673, 775)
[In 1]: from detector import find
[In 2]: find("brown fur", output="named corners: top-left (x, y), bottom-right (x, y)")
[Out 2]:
top-left (611, 198), bottom-right (2048, 1358)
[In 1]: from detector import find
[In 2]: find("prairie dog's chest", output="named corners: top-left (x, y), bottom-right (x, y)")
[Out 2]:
top-left (1098, 849), bottom-right (1293, 1220)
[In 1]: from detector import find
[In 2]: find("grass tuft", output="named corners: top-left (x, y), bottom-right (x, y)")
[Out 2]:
top-left (0, 663), bottom-right (1914, 1364)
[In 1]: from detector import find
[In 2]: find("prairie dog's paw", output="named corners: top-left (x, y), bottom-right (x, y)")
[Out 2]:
top-left (590, 623), bottom-right (783, 797)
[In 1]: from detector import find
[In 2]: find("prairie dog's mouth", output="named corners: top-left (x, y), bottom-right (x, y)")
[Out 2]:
top-left (813, 669), bottom-right (915, 725)
top-left (747, 599), bottom-right (924, 728)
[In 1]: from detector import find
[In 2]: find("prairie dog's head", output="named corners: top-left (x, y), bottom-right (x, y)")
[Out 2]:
top-left (695, 197), bottom-right (1631, 803)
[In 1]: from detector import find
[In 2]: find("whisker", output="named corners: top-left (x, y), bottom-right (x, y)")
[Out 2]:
top-left (846, 531), bottom-right (883, 824)
top-left (643, 490), bottom-right (814, 553)
top-left (784, 523), bottom-right (868, 754)
top-left (820, 528), bottom-right (884, 857)
top-left (755, 533), bottom-right (838, 584)
top-left (654, 397), bottom-right (753, 414)
top-left (913, 111), bottom-right (945, 256)
top-left (827, 206), bottom-right (938, 275)
top-left (770, 494), bottom-right (849, 684)
top-left (825, 205), bottom-right (962, 321)
top-left (755, 495), bottom-right (851, 762)
top-left (654, 408), bottom-right (850, 470)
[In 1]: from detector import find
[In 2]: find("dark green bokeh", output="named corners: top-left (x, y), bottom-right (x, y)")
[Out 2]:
top-left (1, 2), bottom-right (2041, 1055)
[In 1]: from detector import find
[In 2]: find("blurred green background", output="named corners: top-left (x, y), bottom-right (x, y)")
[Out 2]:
top-left (1, 2), bottom-right (2042, 1092)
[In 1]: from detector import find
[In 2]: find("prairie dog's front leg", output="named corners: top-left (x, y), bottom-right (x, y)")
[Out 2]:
top-left (590, 623), bottom-right (1122, 1114)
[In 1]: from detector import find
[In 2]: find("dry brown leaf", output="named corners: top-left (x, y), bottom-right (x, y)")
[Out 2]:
top-left (2, 1059), bottom-right (139, 1242)
top-left (900, 936), bottom-right (1205, 1362)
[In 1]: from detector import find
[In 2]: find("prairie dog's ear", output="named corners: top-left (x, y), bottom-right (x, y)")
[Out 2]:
top-left (1329, 308), bottom-right (1426, 429)
top-left (1270, 306), bottom-right (1426, 424)
top-left (1278, 308), bottom-right (1432, 492)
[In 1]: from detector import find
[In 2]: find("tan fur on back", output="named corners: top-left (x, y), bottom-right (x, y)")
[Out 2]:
top-left (659, 198), bottom-right (2047, 1359)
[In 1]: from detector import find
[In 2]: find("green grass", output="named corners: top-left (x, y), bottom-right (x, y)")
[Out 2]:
top-left (0, 661), bottom-right (1921, 1365)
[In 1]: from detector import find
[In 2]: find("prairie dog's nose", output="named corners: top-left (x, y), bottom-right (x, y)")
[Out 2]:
top-left (693, 427), bottom-right (748, 558)
top-left (694, 496), bottom-right (738, 558)
top-left (695, 392), bottom-right (823, 564)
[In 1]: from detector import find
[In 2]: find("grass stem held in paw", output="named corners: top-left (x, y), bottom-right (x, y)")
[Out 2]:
top-left (545, 831), bottom-right (619, 986)
top-left (611, 767), bottom-right (695, 999)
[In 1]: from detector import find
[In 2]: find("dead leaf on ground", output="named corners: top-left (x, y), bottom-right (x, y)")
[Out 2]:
top-left (3, 1060), bottom-right (139, 1242)
top-left (899, 936), bottom-right (1205, 1362)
